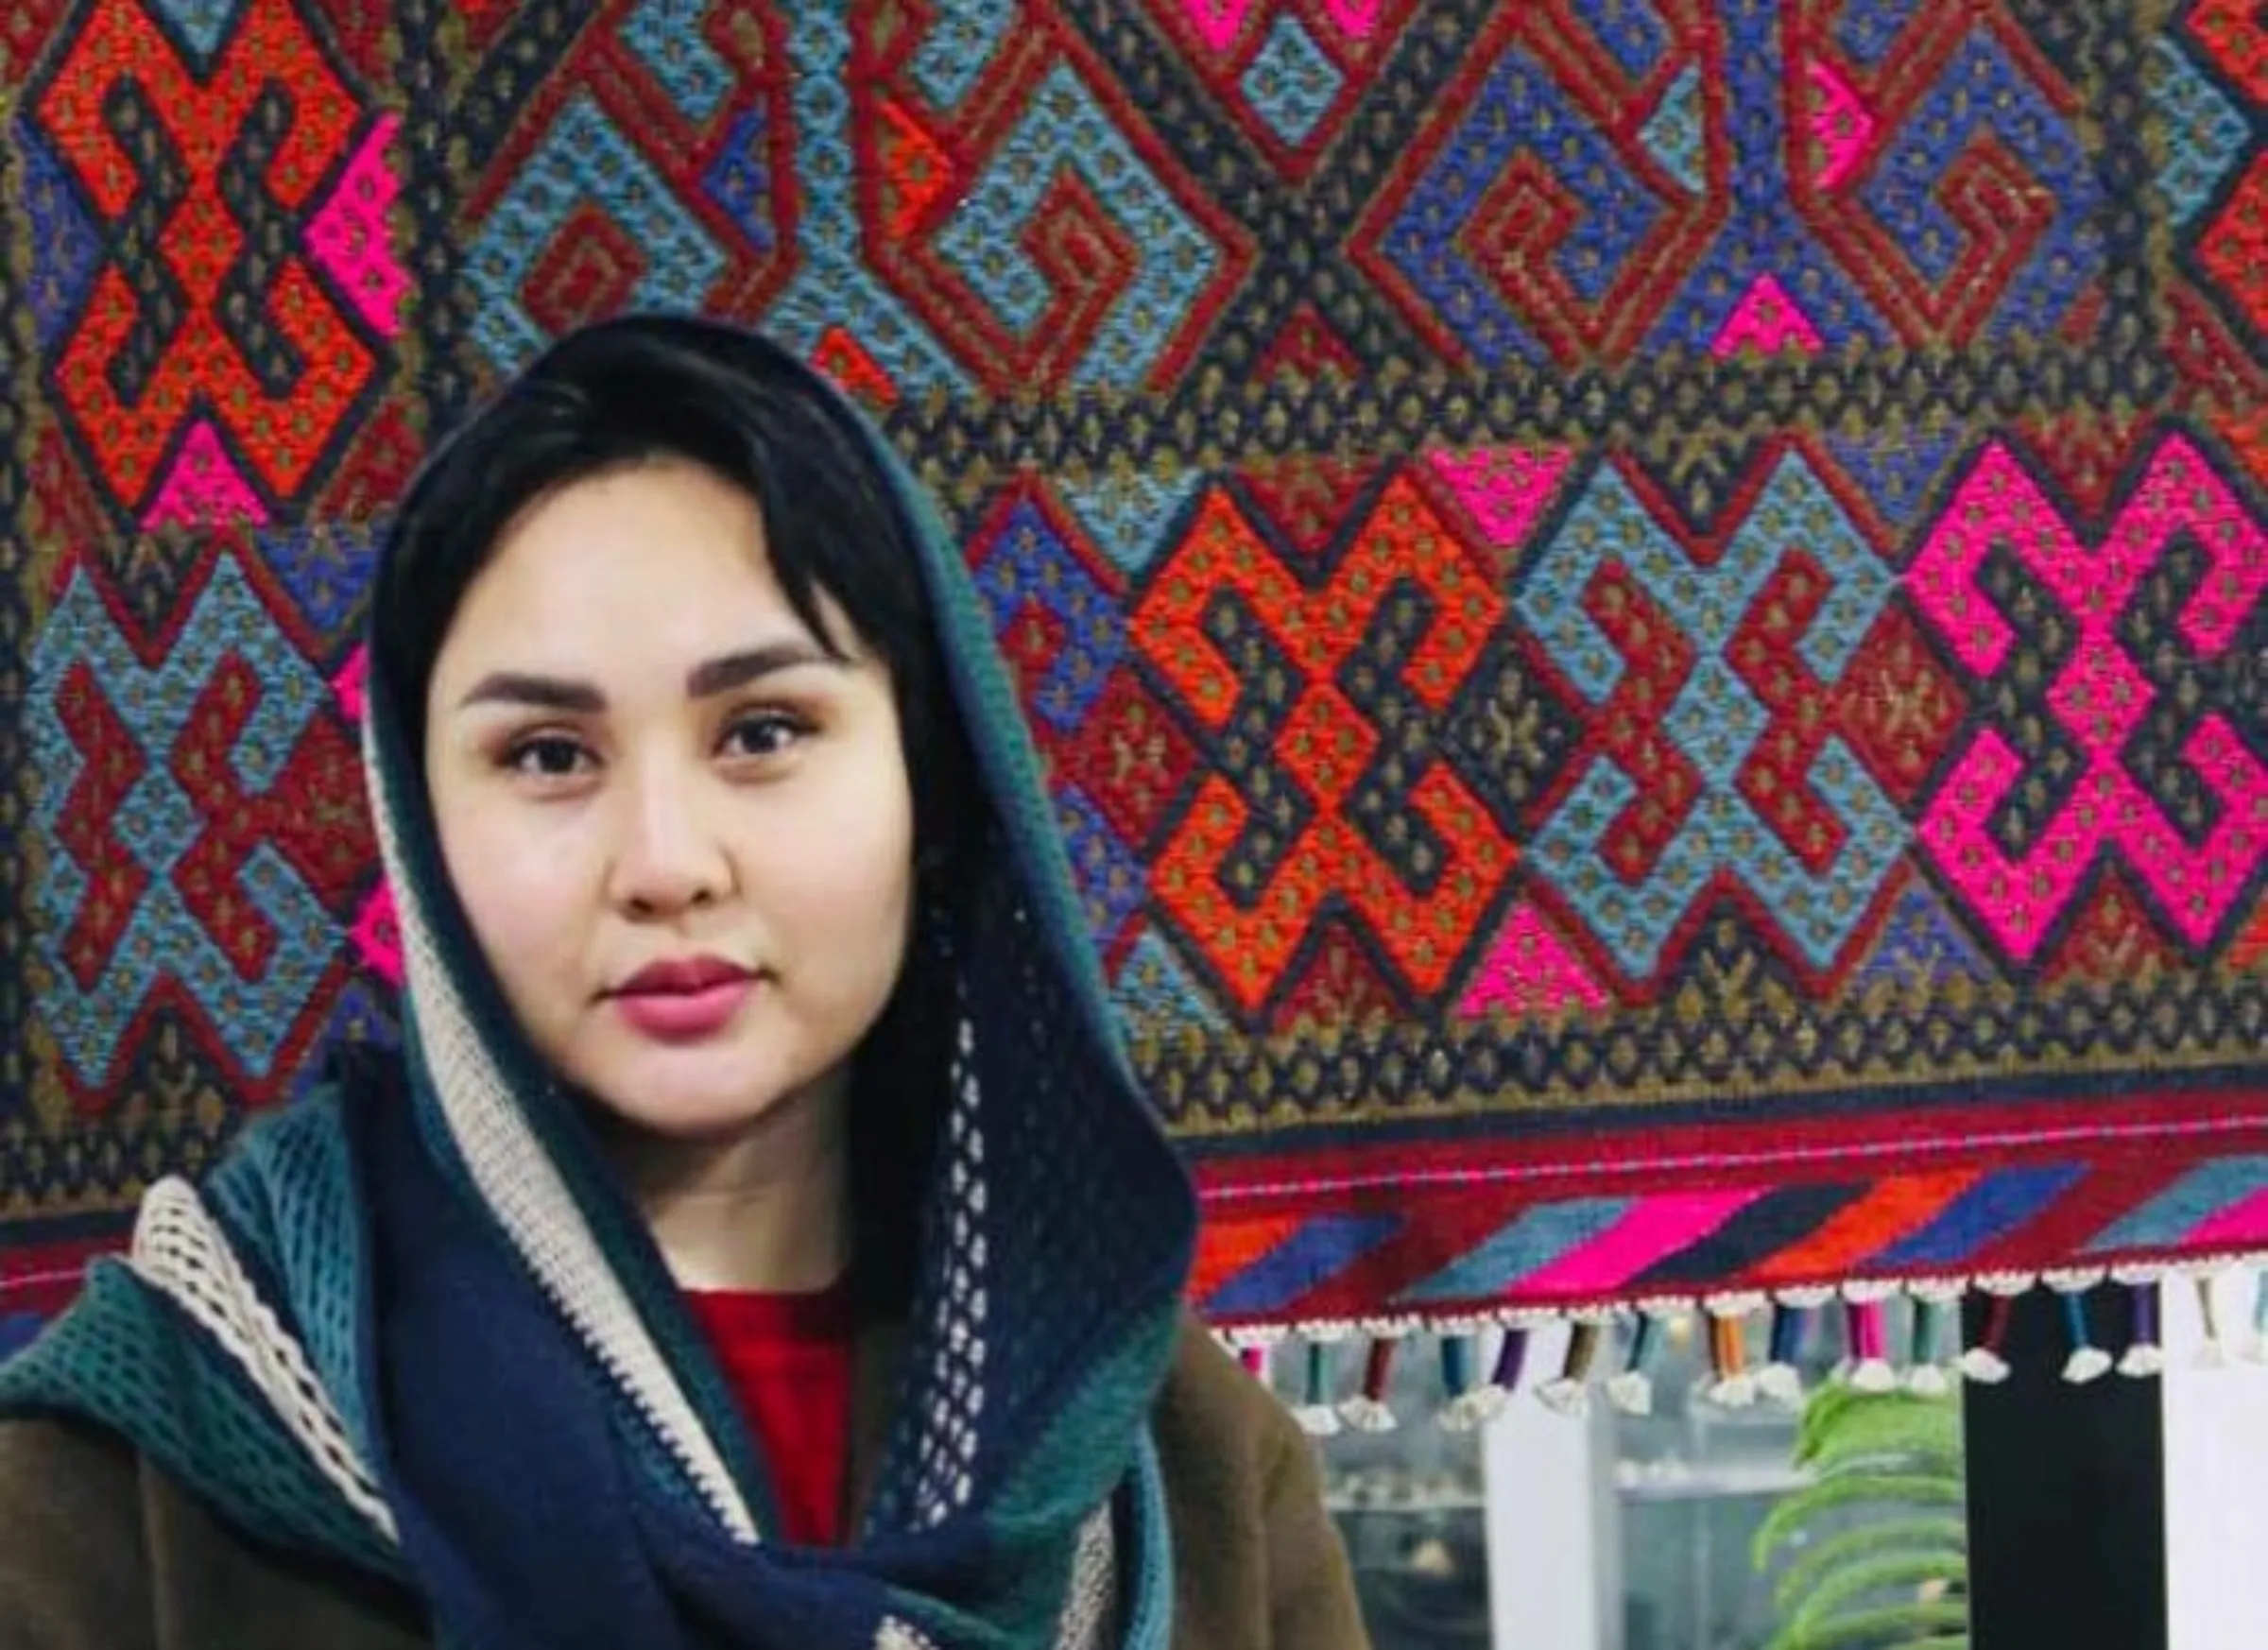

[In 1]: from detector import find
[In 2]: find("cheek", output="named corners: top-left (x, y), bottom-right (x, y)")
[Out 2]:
top-left (759, 764), bottom-right (918, 971)
top-left (432, 785), bottom-right (587, 1004)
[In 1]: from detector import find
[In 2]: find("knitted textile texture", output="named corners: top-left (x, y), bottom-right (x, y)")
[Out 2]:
top-left (0, 321), bottom-right (1196, 1649)
top-left (1, 1), bottom-right (2265, 1392)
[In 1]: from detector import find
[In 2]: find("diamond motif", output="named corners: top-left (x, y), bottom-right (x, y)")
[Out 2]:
top-left (1239, 15), bottom-right (1343, 148)
top-left (928, 60), bottom-right (1229, 390)
top-left (1638, 63), bottom-right (1704, 196)
top-left (466, 93), bottom-right (725, 374)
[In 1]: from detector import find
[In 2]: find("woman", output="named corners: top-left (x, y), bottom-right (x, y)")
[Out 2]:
top-left (0, 317), bottom-right (1366, 1649)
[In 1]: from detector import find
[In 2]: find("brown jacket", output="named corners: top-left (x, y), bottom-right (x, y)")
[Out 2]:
top-left (0, 1321), bottom-right (1366, 1649)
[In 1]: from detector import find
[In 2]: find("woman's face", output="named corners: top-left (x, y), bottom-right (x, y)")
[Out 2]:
top-left (423, 456), bottom-right (917, 1145)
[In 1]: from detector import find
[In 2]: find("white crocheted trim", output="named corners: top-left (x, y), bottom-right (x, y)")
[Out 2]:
top-left (364, 720), bottom-right (758, 1544)
top-left (1055, 1504), bottom-right (1121, 1649)
top-left (912, 1013), bottom-right (990, 1529)
top-left (128, 1177), bottom-right (399, 1546)
top-left (874, 1505), bottom-right (1119, 1650)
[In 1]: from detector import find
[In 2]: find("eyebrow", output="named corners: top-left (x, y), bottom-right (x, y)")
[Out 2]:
top-left (456, 640), bottom-right (840, 713)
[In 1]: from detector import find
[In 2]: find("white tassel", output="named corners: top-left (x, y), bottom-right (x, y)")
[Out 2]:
top-left (1606, 1370), bottom-right (1654, 1417)
top-left (1437, 1387), bottom-right (1506, 1433)
top-left (1958, 1346), bottom-right (2012, 1384)
top-left (1337, 1395), bottom-right (1398, 1433)
top-left (2118, 1344), bottom-right (2166, 1379)
top-left (1755, 1363), bottom-right (1806, 1408)
top-left (1294, 1403), bottom-right (1343, 1437)
top-left (1536, 1377), bottom-right (1592, 1418)
top-left (1848, 1358), bottom-right (1899, 1394)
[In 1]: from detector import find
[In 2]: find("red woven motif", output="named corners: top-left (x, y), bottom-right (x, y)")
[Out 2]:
top-left (38, 0), bottom-right (376, 512)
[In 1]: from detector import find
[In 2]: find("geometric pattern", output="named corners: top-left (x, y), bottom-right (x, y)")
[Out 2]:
top-left (466, 93), bottom-right (726, 376)
top-left (1132, 476), bottom-right (1521, 1015)
top-left (4, 0), bottom-right (2264, 1341)
top-left (1909, 434), bottom-right (2266, 962)
top-left (21, 0), bottom-right (401, 529)
top-left (1516, 449), bottom-right (1908, 980)
top-left (26, 550), bottom-right (367, 1099)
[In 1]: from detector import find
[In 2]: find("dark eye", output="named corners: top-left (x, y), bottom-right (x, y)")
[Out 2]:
top-left (504, 734), bottom-right (593, 778)
top-left (722, 711), bottom-right (807, 760)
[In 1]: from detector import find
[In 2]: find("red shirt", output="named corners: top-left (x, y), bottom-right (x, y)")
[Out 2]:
top-left (683, 1280), bottom-right (858, 1546)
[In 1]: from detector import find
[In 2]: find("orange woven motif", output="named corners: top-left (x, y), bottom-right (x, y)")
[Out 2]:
top-left (1134, 475), bottom-right (1514, 1014)
top-left (38, 0), bottom-right (376, 513)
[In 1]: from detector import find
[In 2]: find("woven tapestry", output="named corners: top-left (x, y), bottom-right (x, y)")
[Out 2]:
top-left (2, 0), bottom-right (2264, 1408)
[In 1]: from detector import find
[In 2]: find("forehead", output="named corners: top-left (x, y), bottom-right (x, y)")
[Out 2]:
top-left (436, 459), bottom-right (825, 673)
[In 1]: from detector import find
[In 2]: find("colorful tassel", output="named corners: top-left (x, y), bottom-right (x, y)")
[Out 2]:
top-left (1907, 1282), bottom-right (1962, 1396)
top-left (2047, 1270), bottom-right (2112, 1384)
top-left (1759, 1287), bottom-right (1831, 1407)
top-left (2193, 1273), bottom-right (2229, 1368)
top-left (1437, 1333), bottom-right (1503, 1431)
top-left (2105, 1278), bottom-right (2158, 1378)
top-left (1236, 1340), bottom-right (1272, 1384)
top-left (1488, 1323), bottom-right (1532, 1401)
top-left (1294, 1336), bottom-right (1342, 1436)
top-left (1705, 1295), bottom-right (1763, 1406)
top-left (1606, 1308), bottom-right (1668, 1417)
top-left (1538, 1318), bottom-right (1602, 1418)
top-left (1339, 1335), bottom-right (1400, 1432)
top-left (1959, 1275), bottom-right (2029, 1384)
top-left (2113, 1278), bottom-right (2150, 1368)
top-left (1842, 1285), bottom-right (1898, 1392)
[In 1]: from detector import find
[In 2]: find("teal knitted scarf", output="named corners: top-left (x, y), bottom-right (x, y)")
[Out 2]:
top-left (0, 321), bottom-right (1200, 1650)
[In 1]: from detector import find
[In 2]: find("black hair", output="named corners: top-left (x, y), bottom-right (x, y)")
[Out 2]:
top-left (374, 314), bottom-right (980, 872)
top-left (373, 314), bottom-right (982, 1302)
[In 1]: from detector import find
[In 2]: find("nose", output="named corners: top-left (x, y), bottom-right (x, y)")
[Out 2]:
top-left (607, 761), bottom-right (732, 919)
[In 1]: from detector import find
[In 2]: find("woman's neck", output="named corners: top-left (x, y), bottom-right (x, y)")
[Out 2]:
top-left (601, 1076), bottom-right (853, 1295)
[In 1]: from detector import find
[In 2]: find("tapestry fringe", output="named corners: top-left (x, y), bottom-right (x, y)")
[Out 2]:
top-left (1212, 1258), bottom-right (2268, 1431)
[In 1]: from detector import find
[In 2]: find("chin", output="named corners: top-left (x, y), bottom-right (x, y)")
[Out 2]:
top-left (574, 1047), bottom-right (819, 1143)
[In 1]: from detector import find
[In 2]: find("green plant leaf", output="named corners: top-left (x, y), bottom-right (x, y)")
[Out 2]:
top-left (1769, 1518), bottom-right (1969, 1619)
top-left (1794, 1380), bottom-right (1871, 1452)
top-left (1764, 1599), bottom-right (1970, 1650)
top-left (1791, 1552), bottom-right (1968, 1635)
top-left (1754, 1474), bottom-right (1967, 1565)
top-left (1801, 1394), bottom-right (1963, 1477)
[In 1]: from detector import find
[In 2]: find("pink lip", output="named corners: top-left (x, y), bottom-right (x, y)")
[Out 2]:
top-left (610, 978), bottom-right (754, 1041)
top-left (617, 955), bottom-right (752, 995)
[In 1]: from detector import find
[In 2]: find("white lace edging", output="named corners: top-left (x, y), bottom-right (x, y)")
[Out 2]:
top-left (1055, 1504), bottom-right (1121, 1649)
top-left (127, 1177), bottom-right (399, 1546)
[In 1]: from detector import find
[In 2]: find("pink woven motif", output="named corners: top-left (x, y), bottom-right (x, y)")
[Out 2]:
top-left (142, 421), bottom-right (268, 529)
top-left (332, 644), bottom-right (369, 724)
top-left (1179, 0), bottom-right (1381, 55)
top-left (1516, 1190), bottom-right (1768, 1298)
top-left (1459, 903), bottom-right (1609, 1020)
top-left (1807, 60), bottom-right (1875, 191)
top-left (1911, 438), bottom-right (2268, 959)
top-left (1712, 274), bottom-right (1825, 356)
top-left (307, 114), bottom-right (407, 337)
top-left (352, 884), bottom-right (402, 987)
top-left (2188, 1188), bottom-right (2268, 1250)
top-left (1426, 443), bottom-right (1572, 547)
